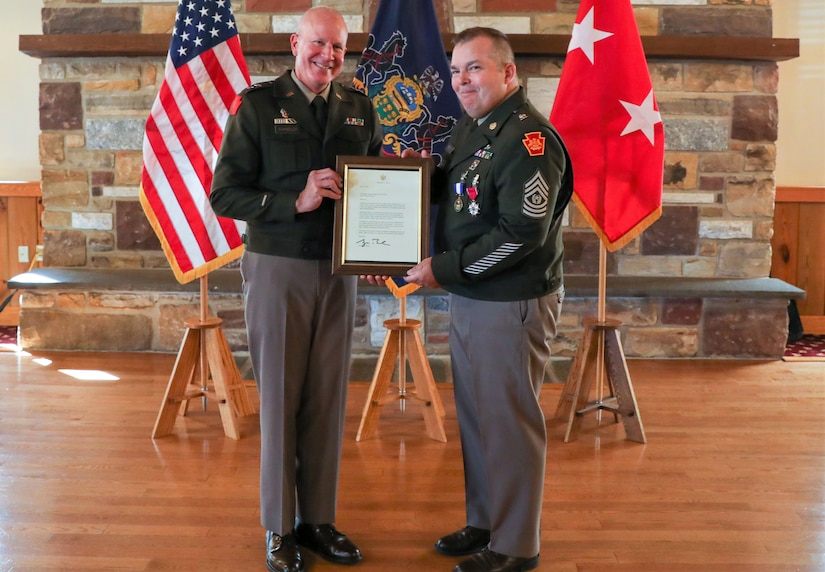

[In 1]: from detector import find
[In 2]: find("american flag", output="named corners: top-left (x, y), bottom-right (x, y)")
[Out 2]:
top-left (140, 0), bottom-right (250, 283)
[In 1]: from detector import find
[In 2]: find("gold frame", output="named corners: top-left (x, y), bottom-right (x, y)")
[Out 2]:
top-left (332, 155), bottom-right (431, 275)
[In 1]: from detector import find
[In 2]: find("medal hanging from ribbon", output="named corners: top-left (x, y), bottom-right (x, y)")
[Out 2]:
top-left (455, 170), bottom-right (469, 213)
top-left (467, 174), bottom-right (480, 216)
top-left (467, 187), bottom-right (479, 216)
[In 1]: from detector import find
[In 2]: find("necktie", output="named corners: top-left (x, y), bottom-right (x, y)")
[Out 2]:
top-left (311, 95), bottom-right (327, 130)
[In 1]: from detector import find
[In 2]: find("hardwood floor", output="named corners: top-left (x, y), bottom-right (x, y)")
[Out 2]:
top-left (0, 347), bottom-right (823, 571)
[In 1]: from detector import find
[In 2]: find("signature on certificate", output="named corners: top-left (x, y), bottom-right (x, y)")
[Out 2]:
top-left (355, 237), bottom-right (391, 248)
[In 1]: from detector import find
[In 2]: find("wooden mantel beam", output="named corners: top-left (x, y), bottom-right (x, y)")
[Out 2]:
top-left (19, 33), bottom-right (799, 62)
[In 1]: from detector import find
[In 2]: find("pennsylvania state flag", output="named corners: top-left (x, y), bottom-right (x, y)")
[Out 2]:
top-left (354, 0), bottom-right (461, 166)
top-left (354, 0), bottom-right (462, 298)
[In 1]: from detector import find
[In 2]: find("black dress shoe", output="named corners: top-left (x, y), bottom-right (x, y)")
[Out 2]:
top-left (294, 522), bottom-right (363, 565)
top-left (266, 531), bottom-right (304, 572)
top-left (453, 549), bottom-right (539, 572)
top-left (435, 525), bottom-right (491, 556)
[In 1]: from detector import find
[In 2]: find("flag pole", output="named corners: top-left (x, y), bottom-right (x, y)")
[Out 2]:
top-left (596, 242), bottom-right (607, 423)
top-left (200, 275), bottom-right (209, 410)
top-left (398, 296), bottom-right (407, 412)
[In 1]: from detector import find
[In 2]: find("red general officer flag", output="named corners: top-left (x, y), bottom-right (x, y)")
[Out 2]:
top-left (550, 0), bottom-right (665, 251)
top-left (140, 0), bottom-right (250, 283)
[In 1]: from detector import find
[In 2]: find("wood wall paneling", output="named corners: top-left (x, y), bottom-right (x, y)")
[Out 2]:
top-left (771, 187), bottom-right (825, 333)
top-left (770, 202), bottom-right (798, 286)
top-left (796, 203), bottom-right (825, 316)
top-left (0, 182), bottom-right (42, 327)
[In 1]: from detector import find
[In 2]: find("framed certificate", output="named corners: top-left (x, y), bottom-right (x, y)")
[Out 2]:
top-left (333, 155), bottom-right (431, 275)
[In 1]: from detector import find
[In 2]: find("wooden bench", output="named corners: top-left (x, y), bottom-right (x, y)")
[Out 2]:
top-left (7, 267), bottom-right (806, 300)
top-left (7, 268), bottom-right (805, 363)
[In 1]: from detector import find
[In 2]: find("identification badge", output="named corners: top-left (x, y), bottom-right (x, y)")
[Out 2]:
top-left (274, 124), bottom-right (300, 134)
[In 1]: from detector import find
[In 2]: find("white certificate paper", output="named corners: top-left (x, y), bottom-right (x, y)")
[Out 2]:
top-left (342, 167), bottom-right (422, 264)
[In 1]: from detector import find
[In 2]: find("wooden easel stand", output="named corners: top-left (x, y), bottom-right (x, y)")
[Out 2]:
top-left (356, 298), bottom-right (446, 442)
top-left (152, 276), bottom-right (255, 440)
top-left (555, 317), bottom-right (646, 443)
top-left (554, 244), bottom-right (646, 444)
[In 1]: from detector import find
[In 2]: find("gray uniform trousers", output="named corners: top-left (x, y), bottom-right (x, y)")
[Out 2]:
top-left (241, 251), bottom-right (357, 535)
top-left (449, 287), bottom-right (563, 558)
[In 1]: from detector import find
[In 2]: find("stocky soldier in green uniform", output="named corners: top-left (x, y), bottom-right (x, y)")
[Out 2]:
top-left (210, 7), bottom-right (381, 572)
top-left (401, 27), bottom-right (573, 572)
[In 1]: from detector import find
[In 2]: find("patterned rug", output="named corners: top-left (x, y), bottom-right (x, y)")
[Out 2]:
top-left (0, 325), bottom-right (18, 347)
top-left (783, 334), bottom-right (825, 361)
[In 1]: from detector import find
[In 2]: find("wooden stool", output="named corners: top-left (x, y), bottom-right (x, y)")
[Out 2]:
top-left (152, 316), bottom-right (256, 440)
top-left (356, 316), bottom-right (446, 442)
top-left (555, 317), bottom-right (646, 443)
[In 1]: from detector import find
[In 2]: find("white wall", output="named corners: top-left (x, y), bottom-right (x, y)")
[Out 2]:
top-left (0, 1), bottom-right (42, 182)
top-left (774, 0), bottom-right (825, 188)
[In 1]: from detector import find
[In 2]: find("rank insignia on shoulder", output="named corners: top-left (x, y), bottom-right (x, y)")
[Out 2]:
top-left (519, 113), bottom-right (529, 120)
top-left (230, 94), bottom-right (243, 115)
top-left (345, 117), bottom-right (365, 126)
top-left (522, 132), bottom-right (546, 157)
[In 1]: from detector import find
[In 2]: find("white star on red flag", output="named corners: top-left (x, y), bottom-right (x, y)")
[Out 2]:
top-left (567, 6), bottom-right (613, 64)
top-left (620, 89), bottom-right (662, 145)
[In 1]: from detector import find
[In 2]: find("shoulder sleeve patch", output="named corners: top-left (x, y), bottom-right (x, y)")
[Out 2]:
top-left (522, 132), bottom-right (546, 157)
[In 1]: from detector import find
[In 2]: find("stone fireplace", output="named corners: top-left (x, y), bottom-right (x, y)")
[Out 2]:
top-left (16, 0), bottom-right (801, 369)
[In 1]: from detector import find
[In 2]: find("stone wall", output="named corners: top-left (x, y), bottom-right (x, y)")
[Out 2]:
top-left (23, 0), bottom-right (791, 361)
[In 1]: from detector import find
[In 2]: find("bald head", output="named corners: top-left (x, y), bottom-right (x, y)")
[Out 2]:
top-left (297, 6), bottom-right (347, 37)
top-left (291, 7), bottom-right (349, 94)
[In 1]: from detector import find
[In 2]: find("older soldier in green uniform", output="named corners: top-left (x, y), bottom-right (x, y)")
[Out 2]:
top-left (210, 7), bottom-right (381, 572)
top-left (402, 27), bottom-right (573, 572)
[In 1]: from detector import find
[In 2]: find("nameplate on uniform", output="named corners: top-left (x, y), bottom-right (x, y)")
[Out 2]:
top-left (274, 117), bottom-right (299, 135)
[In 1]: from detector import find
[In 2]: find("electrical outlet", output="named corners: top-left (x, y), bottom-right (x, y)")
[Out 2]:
top-left (18, 246), bottom-right (29, 264)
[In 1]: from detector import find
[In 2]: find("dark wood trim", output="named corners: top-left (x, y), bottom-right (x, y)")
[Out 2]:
top-left (19, 33), bottom-right (799, 61)
top-left (776, 186), bottom-right (825, 203)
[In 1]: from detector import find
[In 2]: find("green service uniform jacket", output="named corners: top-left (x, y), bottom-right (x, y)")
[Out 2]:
top-left (430, 88), bottom-right (573, 301)
top-left (210, 71), bottom-right (383, 259)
